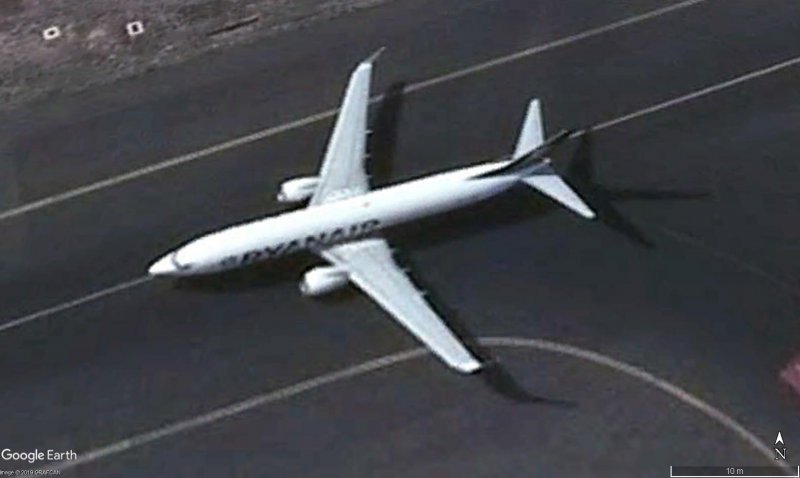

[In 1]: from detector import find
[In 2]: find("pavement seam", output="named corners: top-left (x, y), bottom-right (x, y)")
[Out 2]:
top-left (656, 225), bottom-right (800, 298)
top-left (44, 336), bottom-right (788, 473)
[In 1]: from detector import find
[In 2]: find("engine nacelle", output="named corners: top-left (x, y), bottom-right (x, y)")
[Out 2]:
top-left (300, 266), bottom-right (349, 296)
top-left (277, 176), bottom-right (319, 203)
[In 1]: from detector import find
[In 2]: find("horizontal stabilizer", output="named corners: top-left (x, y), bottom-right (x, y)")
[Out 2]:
top-left (522, 166), bottom-right (596, 219)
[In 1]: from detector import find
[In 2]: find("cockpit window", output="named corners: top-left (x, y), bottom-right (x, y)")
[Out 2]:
top-left (170, 251), bottom-right (191, 271)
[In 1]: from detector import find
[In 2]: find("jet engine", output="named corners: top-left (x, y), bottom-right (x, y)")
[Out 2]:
top-left (277, 176), bottom-right (319, 203)
top-left (300, 266), bottom-right (349, 296)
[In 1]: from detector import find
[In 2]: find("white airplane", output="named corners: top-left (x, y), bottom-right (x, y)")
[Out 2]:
top-left (148, 50), bottom-right (595, 374)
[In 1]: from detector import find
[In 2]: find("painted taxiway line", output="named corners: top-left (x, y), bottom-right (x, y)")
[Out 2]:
top-left (592, 54), bottom-right (800, 132)
top-left (404, 0), bottom-right (708, 95)
top-left (4, 49), bottom-right (800, 336)
top-left (0, 276), bottom-right (152, 334)
top-left (47, 336), bottom-right (786, 473)
top-left (0, 0), bottom-right (707, 224)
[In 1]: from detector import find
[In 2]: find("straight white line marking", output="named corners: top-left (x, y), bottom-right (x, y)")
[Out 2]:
top-left (0, 276), bottom-right (151, 334)
top-left (404, 0), bottom-right (707, 95)
top-left (0, 0), bottom-right (707, 223)
top-left (47, 336), bottom-right (787, 473)
top-left (592, 55), bottom-right (800, 132)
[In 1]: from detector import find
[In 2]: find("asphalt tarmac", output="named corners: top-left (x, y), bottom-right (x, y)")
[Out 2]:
top-left (1, 0), bottom-right (799, 476)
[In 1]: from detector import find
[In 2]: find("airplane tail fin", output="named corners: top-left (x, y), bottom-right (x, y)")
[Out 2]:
top-left (513, 98), bottom-right (546, 160)
top-left (475, 99), bottom-right (573, 178)
top-left (477, 98), bottom-right (595, 219)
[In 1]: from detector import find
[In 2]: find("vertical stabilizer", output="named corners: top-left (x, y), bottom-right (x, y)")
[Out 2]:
top-left (512, 99), bottom-right (545, 159)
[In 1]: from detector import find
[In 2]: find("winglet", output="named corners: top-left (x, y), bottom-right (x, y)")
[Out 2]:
top-left (364, 47), bottom-right (386, 65)
top-left (456, 357), bottom-right (484, 374)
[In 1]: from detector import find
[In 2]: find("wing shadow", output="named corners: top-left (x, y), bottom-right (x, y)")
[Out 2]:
top-left (367, 81), bottom-right (406, 186)
top-left (390, 247), bottom-right (576, 408)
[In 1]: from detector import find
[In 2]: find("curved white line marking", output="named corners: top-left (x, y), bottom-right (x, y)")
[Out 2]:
top-left (0, 0), bottom-right (707, 223)
top-left (50, 336), bottom-right (787, 473)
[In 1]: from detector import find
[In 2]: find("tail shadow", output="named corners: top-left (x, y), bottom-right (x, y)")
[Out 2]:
top-left (566, 129), bottom-right (709, 248)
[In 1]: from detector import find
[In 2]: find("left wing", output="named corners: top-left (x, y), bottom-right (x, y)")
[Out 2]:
top-left (317, 238), bottom-right (483, 374)
top-left (309, 50), bottom-right (382, 206)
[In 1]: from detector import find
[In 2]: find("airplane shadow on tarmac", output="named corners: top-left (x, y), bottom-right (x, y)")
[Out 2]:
top-left (565, 129), bottom-right (709, 248)
top-left (174, 84), bottom-right (706, 405)
top-left (389, 246), bottom-right (578, 408)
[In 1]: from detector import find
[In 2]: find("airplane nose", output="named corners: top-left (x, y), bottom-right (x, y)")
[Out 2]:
top-left (148, 254), bottom-right (176, 276)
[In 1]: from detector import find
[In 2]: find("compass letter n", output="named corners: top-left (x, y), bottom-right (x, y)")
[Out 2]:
top-left (775, 447), bottom-right (787, 460)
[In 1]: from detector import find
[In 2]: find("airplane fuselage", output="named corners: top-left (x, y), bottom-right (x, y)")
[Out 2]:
top-left (148, 160), bottom-right (517, 276)
top-left (144, 51), bottom-right (593, 375)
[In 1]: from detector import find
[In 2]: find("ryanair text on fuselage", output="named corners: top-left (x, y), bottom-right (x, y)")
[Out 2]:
top-left (226, 219), bottom-right (381, 267)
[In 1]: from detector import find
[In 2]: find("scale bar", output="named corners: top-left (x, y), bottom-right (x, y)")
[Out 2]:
top-left (670, 466), bottom-right (799, 477)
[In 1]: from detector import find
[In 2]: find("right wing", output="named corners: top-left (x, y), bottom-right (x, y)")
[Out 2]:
top-left (317, 238), bottom-right (483, 374)
top-left (309, 50), bottom-right (383, 206)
